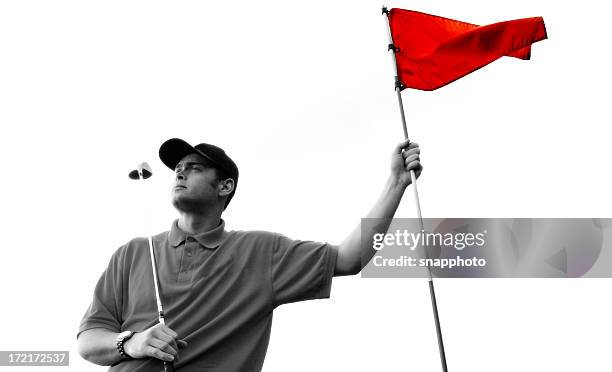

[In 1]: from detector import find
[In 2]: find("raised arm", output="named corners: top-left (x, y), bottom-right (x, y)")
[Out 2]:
top-left (334, 140), bottom-right (421, 276)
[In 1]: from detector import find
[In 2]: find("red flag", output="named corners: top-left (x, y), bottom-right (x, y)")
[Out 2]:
top-left (388, 9), bottom-right (547, 91)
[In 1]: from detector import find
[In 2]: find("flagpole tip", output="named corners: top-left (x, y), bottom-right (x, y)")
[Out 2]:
top-left (382, 6), bottom-right (389, 15)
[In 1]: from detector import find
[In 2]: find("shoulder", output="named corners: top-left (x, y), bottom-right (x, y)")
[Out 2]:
top-left (120, 236), bottom-right (150, 253)
top-left (227, 230), bottom-right (322, 252)
top-left (123, 230), bottom-right (170, 248)
top-left (231, 229), bottom-right (280, 239)
top-left (114, 231), bottom-right (170, 263)
top-left (225, 230), bottom-right (285, 248)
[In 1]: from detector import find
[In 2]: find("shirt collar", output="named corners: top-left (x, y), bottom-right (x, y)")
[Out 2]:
top-left (168, 219), bottom-right (227, 249)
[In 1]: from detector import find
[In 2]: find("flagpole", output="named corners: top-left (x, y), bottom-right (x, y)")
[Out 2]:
top-left (382, 6), bottom-right (448, 372)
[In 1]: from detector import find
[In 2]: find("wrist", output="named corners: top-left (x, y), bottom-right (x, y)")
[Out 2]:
top-left (387, 174), bottom-right (409, 192)
top-left (124, 333), bottom-right (140, 359)
top-left (123, 338), bottom-right (134, 359)
top-left (116, 331), bottom-right (136, 360)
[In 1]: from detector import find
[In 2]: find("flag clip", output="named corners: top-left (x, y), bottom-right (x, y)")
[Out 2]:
top-left (394, 76), bottom-right (405, 90)
top-left (388, 44), bottom-right (400, 53)
top-left (381, 6), bottom-right (389, 15)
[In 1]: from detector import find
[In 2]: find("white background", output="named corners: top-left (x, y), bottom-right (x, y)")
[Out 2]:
top-left (1, 0), bottom-right (610, 371)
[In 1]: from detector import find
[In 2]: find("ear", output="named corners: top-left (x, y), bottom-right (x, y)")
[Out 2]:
top-left (218, 178), bottom-right (235, 197)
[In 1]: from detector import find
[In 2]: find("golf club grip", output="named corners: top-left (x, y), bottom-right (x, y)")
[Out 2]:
top-left (164, 361), bottom-right (175, 372)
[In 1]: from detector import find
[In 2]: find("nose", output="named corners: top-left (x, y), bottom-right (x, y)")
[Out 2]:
top-left (176, 170), bottom-right (186, 181)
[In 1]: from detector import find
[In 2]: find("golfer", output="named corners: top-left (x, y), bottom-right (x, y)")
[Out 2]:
top-left (77, 137), bottom-right (422, 371)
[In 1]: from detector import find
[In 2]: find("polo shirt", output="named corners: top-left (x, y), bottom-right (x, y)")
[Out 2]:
top-left (77, 220), bottom-right (337, 372)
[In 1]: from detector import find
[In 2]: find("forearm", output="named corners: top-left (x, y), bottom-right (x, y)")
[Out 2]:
top-left (335, 175), bottom-right (407, 275)
top-left (77, 328), bottom-right (124, 366)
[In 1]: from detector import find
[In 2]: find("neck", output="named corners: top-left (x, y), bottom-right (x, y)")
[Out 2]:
top-left (178, 211), bottom-right (222, 235)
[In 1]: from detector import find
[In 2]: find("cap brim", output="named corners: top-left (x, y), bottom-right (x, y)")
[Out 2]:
top-left (159, 138), bottom-right (215, 170)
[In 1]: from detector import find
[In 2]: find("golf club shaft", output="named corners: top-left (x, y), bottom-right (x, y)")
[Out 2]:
top-left (140, 172), bottom-right (175, 372)
top-left (147, 236), bottom-right (165, 322)
top-left (147, 221), bottom-right (175, 372)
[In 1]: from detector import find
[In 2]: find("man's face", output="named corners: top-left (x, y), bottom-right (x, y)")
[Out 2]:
top-left (171, 153), bottom-right (222, 213)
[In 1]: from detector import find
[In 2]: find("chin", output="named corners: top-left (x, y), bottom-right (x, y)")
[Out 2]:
top-left (172, 196), bottom-right (211, 214)
top-left (172, 195), bottom-right (191, 211)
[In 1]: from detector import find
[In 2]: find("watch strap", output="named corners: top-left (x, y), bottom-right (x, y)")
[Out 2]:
top-left (116, 331), bottom-right (135, 360)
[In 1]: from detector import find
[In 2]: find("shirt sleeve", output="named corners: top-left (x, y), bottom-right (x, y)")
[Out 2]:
top-left (271, 234), bottom-right (338, 307)
top-left (77, 247), bottom-right (125, 339)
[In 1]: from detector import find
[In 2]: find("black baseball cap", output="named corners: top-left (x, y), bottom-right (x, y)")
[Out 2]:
top-left (159, 138), bottom-right (239, 208)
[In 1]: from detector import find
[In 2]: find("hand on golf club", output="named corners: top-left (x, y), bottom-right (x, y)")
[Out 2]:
top-left (124, 323), bottom-right (188, 362)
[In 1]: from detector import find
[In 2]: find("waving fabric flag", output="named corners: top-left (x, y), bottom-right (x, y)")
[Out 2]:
top-left (388, 9), bottom-right (547, 91)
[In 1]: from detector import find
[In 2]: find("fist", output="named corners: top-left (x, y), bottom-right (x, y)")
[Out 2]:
top-left (391, 140), bottom-right (422, 188)
top-left (124, 323), bottom-right (189, 362)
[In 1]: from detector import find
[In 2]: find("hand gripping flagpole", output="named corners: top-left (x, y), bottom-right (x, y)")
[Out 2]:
top-left (382, 7), bottom-right (448, 372)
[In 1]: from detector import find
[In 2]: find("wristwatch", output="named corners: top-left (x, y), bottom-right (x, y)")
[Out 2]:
top-left (116, 330), bottom-right (136, 360)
